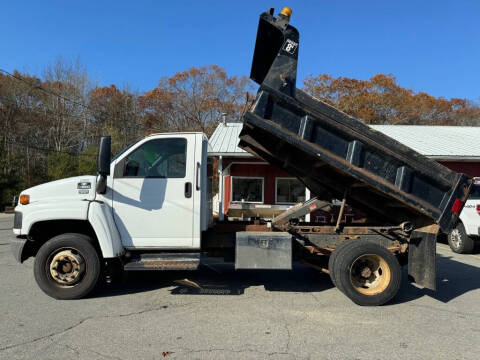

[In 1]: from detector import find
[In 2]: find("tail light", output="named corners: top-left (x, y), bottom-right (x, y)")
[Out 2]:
top-left (451, 199), bottom-right (465, 214)
top-left (477, 205), bottom-right (480, 216)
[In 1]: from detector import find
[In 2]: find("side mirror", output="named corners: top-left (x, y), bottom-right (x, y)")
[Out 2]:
top-left (97, 136), bottom-right (111, 176)
top-left (96, 136), bottom-right (111, 194)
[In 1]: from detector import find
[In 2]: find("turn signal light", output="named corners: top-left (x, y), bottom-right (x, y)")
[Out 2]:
top-left (19, 194), bottom-right (30, 205)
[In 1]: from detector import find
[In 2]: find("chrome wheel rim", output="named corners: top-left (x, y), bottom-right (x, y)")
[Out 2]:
top-left (450, 229), bottom-right (462, 249)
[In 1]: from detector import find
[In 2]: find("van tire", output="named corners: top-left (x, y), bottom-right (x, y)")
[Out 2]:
top-left (34, 233), bottom-right (101, 299)
top-left (448, 222), bottom-right (475, 254)
top-left (334, 240), bottom-right (402, 306)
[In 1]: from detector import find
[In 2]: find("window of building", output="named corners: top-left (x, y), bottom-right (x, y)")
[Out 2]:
top-left (123, 138), bottom-right (186, 178)
top-left (231, 177), bottom-right (264, 203)
top-left (276, 178), bottom-right (305, 204)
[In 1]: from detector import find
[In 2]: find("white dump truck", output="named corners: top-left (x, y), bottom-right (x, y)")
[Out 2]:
top-left (11, 8), bottom-right (471, 306)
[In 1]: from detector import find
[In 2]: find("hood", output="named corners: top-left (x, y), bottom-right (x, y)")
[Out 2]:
top-left (20, 175), bottom-right (97, 204)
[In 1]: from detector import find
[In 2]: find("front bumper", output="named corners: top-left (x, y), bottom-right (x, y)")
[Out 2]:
top-left (11, 237), bottom-right (28, 263)
top-left (13, 211), bottom-right (22, 234)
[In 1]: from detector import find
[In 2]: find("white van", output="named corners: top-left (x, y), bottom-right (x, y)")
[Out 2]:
top-left (448, 178), bottom-right (480, 253)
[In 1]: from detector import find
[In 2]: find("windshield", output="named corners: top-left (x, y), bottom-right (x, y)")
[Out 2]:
top-left (470, 184), bottom-right (480, 199)
top-left (110, 140), bottom-right (139, 163)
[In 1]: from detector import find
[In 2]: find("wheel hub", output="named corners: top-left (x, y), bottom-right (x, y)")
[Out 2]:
top-left (350, 254), bottom-right (391, 296)
top-left (450, 229), bottom-right (461, 249)
top-left (49, 250), bottom-right (85, 285)
top-left (360, 266), bottom-right (372, 278)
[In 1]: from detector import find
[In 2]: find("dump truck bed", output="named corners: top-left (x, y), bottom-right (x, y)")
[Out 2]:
top-left (239, 9), bottom-right (471, 233)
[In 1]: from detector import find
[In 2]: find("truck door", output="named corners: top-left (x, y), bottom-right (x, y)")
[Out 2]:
top-left (111, 134), bottom-right (197, 248)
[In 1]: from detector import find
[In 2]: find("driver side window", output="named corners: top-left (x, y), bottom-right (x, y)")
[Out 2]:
top-left (123, 138), bottom-right (186, 178)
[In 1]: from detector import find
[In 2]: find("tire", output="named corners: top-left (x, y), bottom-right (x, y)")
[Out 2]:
top-left (34, 233), bottom-right (101, 300)
top-left (448, 223), bottom-right (475, 254)
top-left (334, 240), bottom-right (402, 306)
top-left (328, 240), bottom-right (356, 287)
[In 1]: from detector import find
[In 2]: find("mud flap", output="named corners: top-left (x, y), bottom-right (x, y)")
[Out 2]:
top-left (408, 225), bottom-right (439, 290)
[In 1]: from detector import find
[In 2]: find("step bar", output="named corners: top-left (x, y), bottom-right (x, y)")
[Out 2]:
top-left (123, 253), bottom-right (201, 271)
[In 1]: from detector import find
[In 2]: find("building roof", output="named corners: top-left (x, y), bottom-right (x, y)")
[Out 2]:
top-left (208, 122), bottom-right (253, 157)
top-left (208, 122), bottom-right (480, 161)
top-left (370, 125), bottom-right (480, 160)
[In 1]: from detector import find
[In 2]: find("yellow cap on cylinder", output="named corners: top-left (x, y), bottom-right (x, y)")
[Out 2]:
top-left (280, 7), bottom-right (292, 17)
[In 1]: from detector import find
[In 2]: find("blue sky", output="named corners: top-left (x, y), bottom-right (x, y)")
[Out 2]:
top-left (1, 0), bottom-right (479, 100)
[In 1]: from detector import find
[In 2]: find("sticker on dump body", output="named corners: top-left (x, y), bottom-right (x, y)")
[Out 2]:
top-left (282, 39), bottom-right (298, 54)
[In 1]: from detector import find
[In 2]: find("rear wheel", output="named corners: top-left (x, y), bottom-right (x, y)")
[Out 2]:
top-left (328, 240), bottom-right (355, 286)
top-left (448, 223), bottom-right (475, 254)
top-left (34, 233), bottom-right (101, 299)
top-left (334, 241), bottom-right (401, 306)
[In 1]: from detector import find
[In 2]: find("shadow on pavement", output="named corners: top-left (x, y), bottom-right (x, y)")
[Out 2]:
top-left (391, 253), bottom-right (480, 305)
top-left (91, 254), bottom-right (479, 304)
top-left (90, 263), bottom-right (333, 298)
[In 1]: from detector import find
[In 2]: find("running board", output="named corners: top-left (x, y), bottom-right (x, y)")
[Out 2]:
top-left (123, 253), bottom-right (201, 271)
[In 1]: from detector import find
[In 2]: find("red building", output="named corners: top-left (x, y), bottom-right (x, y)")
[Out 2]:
top-left (208, 123), bottom-right (480, 221)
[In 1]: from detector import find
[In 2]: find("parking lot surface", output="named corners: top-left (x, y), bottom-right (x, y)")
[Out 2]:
top-left (1, 213), bottom-right (479, 359)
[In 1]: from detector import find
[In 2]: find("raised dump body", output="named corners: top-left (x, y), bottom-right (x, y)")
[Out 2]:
top-left (239, 8), bottom-right (471, 234)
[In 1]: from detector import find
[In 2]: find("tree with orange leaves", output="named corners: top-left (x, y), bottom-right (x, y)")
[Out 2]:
top-left (88, 84), bottom-right (142, 151)
top-left (303, 73), bottom-right (480, 126)
top-left (139, 65), bottom-right (252, 136)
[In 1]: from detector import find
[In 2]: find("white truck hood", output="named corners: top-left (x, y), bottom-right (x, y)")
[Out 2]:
top-left (20, 175), bottom-right (97, 203)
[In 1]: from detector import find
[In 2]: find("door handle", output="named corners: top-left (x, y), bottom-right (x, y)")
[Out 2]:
top-left (185, 182), bottom-right (192, 198)
top-left (196, 162), bottom-right (201, 190)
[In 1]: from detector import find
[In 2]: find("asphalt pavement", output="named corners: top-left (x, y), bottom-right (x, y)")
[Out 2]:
top-left (1, 213), bottom-right (479, 360)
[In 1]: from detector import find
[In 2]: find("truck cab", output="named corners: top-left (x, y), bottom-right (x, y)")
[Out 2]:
top-left (12, 132), bottom-right (210, 299)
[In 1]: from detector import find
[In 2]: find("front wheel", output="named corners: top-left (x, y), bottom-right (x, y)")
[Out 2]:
top-left (448, 223), bottom-right (475, 254)
top-left (34, 233), bottom-right (101, 299)
top-left (333, 241), bottom-right (402, 306)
